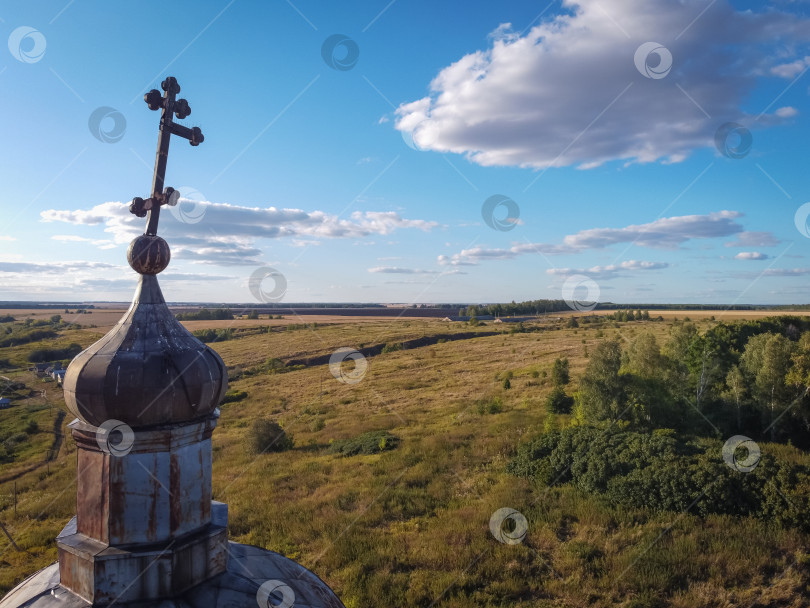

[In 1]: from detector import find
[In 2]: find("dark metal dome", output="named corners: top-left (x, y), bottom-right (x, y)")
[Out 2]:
top-left (62, 273), bottom-right (227, 428)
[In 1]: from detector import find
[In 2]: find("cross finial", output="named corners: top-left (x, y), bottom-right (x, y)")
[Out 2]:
top-left (129, 76), bottom-right (204, 236)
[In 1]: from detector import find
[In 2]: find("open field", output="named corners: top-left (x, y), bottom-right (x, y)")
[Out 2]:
top-left (5, 306), bottom-right (810, 334)
top-left (0, 311), bottom-right (808, 606)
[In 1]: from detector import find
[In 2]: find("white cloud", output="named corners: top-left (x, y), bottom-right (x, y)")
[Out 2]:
top-left (547, 260), bottom-right (669, 280)
top-left (0, 260), bottom-right (118, 274)
top-left (0, 236), bottom-right (16, 241)
top-left (395, 0), bottom-right (810, 169)
top-left (561, 211), bottom-right (742, 249)
top-left (775, 106), bottom-right (799, 118)
top-left (771, 56), bottom-right (810, 79)
top-left (41, 202), bottom-right (437, 266)
top-left (734, 251), bottom-right (769, 260)
top-left (368, 266), bottom-right (439, 274)
top-left (763, 268), bottom-right (810, 276)
top-left (442, 211), bottom-right (743, 266)
top-left (52, 234), bottom-right (116, 249)
top-left (724, 231), bottom-right (780, 248)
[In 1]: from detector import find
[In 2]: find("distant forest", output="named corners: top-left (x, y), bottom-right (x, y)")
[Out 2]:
top-left (463, 300), bottom-right (800, 318)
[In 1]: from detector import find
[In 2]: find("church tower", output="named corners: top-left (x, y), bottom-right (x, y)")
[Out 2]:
top-left (0, 77), bottom-right (344, 608)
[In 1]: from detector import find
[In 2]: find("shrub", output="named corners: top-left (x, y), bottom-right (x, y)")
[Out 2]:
top-left (476, 396), bottom-right (503, 415)
top-left (0, 328), bottom-right (57, 348)
top-left (192, 328), bottom-right (234, 343)
top-left (507, 425), bottom-right (810, 531)
top-left (247, 419), bottom-right (293, 454)
top-left (381, 342), bottom-right (403, 354)
top-left (221, 389), bottom-right (247, 404)
top-left (546, 386), bottom-right (574, 414)
top-left (28, 343), bottom-right (82, 362)
top-left (329, 430), bottom-right (399, 456)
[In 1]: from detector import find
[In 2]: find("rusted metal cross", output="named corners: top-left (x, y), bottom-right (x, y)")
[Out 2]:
top-left (129, 76), bottom-right (204, 236)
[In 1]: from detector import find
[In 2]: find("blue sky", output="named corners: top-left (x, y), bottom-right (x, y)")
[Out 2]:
top-left (1, 0), bottom-right (810, 305)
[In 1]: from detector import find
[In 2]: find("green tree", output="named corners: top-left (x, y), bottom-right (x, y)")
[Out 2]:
top-left (578, 338), bottom-right (625, 422)
top-left (624, 332), bottom-right (662, 379)
top-left (742, 333), bottom-right (794, 439)
top-left (551, 357), bottom-right (570, 386)
top-left (662, 323), bottom-right (721, 412)
top-left (662, 322), bottom-right (698, 404)
top-left (546, 385), bottom-right (573, 413)
top-left (723, 365), bottom-right (746, 430)
top-left (622, 332), bottom-right (679, 428)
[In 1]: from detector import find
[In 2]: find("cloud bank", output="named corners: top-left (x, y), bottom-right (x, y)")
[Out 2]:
top-left (395, 0), bottom-right (810, 169)
top-left (439, 210), bottom-right (744, 267)
top-left (41, 201), bottom-right (438, 266)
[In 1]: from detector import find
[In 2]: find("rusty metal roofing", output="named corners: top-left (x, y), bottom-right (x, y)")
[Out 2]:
top-left (0, 542), bottom-right (345, 608)
top-left (63, 274), bottom-right (227, 428)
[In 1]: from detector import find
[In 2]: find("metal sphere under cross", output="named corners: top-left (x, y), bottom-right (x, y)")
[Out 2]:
top-left (129, 76), bottom-right (204, 236)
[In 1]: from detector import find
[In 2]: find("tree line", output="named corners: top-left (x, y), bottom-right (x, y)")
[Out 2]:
top-left (571, 316), bottom-right (810, 447)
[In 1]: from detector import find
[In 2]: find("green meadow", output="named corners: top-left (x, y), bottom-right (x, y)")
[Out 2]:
top-left (0, 310), bottom-right (808, 607)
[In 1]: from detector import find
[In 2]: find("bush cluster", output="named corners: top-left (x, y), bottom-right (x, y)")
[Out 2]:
top-left (28, 343), bottom-right (81, 362)
top-left (329, 430), bottom-right (399, 456)
top-left (247, 419), bottom-right (293, 454)
top-left (192, 328), bottom-right (234, 343)
top-left (176, 308), bottom-right (233, 321)
top-left (508, 425), bottom-right (810, 531)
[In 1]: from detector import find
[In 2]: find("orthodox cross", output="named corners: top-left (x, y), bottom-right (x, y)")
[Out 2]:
top-left (129, 76), bottom-right (204, 236)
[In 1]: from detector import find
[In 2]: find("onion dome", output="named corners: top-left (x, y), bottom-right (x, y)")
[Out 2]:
top-left (62, 239), bottom-right (227, 428)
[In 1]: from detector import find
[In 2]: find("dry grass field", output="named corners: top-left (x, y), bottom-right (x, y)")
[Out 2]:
top-left (0, 308), bottom-right (808, 606)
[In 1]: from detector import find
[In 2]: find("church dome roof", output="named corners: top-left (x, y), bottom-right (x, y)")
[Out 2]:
top-left (62, 273), bottom-right (227, 428)
top-left (0, 542), bottom-right (345, 608)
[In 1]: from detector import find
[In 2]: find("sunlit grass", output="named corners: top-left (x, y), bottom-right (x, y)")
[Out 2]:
top-left (0, 314), bottom-right (807, 606)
